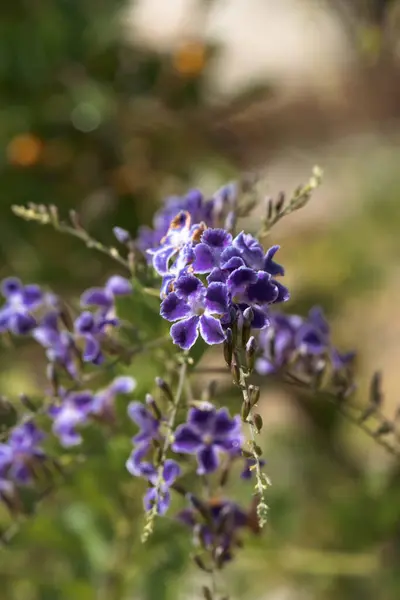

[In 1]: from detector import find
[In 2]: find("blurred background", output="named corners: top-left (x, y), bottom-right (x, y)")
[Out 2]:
top-left (2, 0), bottom-right (400, 598)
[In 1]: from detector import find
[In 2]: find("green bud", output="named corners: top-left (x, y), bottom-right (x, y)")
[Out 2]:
top-left (223, 329), bottom-right (233, 367)
top-left (253, 413), bottom-right (263, 433)
top-left (241, 400), bottom-right (251, 422)
top-left (248, 385), bottom-right (260, 407)
top-left (231, 362), bottom-right (240, 385)
top-left (202, 586), bottom-right (213, 600)
top-left (145, 394), bottom-right (162, 419)
top-left (155, 377), bottom-right (174, 403)
top-left (246, 336), bottom-right (257, 372)
top-left (242, 307), bottom-right (254, 347)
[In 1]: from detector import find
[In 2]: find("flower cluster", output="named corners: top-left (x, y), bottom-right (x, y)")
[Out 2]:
top-left (1, 275), bottom-right (133, 377)
top-left (256, 307), bottom-right (355, 379)
top-left (155, 212), bottom-right (289, 349)
top-left (126, 399), bottom-right (244, 515)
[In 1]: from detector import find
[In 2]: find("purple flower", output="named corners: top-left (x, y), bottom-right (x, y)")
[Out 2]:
top-left (0, 421), bottom-right (46, 484)
top-left (172, 406), bottom-right (243, 474)
top-left (76, 275), bottom-right (132, 364)
top-left (50, 390), bottom-right (94, 447)
top-left (192, 228), bottom-right (233, 274)
top-left (136, 189), bottom-right (215, 257)
top-left (160, 275), bottom-right (228, 350)
top-left (177, 497), bottom-right (248, 565)
top-left (148, 211), bottom-right (204, 276)
top-left (0, 277), bottom-right (43, 335)
top-left (126, 397), bottom-right (161, 476)
top-left (80, 275), bottom-right (132, 311)
top-left (74, 310), bottom-right (118, 365)
top-left (51, 376), bottom-right (135, 446)
top-left (33, 311), bottom-right (78, 378)
top-left (127, 400), bottom-right (160, 446)
top-left (255, 307), bottom-right (355, 377)
top-left (142, 459), bottom-right (181, 515)
top-left (91, 376), bottom-right (136, 420)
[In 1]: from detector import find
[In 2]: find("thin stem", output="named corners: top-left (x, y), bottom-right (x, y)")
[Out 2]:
top-left (233, 350), bottom-right (269, 527)
top-left (141, 357), bottom-right (188, 542)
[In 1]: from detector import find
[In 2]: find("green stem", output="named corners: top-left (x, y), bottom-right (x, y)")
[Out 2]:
top-left (141, 357), bottom-right (188, 542)
top-left (234, 350), bottom-right (269, 527)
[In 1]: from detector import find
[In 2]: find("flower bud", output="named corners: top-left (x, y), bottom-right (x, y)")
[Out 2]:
top-left (246, 336), bottom-right (257, 373)
top-left (242, 307), bottom-right (254, 347)
top-left (145, 394), bottom-right (162, 420)
top-left (253, 413), bottom-right (263, 433)
top-left (155, 377), bottom-right (174, 403)
top-left (248, 385), bottom-right (260, 407)
top-left (241, 400), bottom-right (251, 422)
top-left (223, 329), bottom-right (233, 367)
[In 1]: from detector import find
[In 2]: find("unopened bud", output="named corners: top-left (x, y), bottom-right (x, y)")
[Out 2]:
top-left (223, 329), bottom-right (233, 367)
top-left (242, 308), bottom-right (254, 347)
top-left (155, 377), bottom-right (174, 403)
top-left (241, 400), bottom-right (251, 422)
top-left (19, 394), bottom-right (37, 413)
top-left (113, 226), bottom-right (131, 244)
top-left (231, 362), bottom-right (240, 385)
top-left (246, 336), bottom-right (257, 372)
top-left (266, 197), bottom-right (273, 220)
top-left (69, 209), bottom-right (83, 230)
top-left (145, 394), bottom-right (162, 420)
top-left (202, 586), bottom-right (213, 600)
top-left (253, 413), bottom-right (263, 433)
top-left (248, 385), bottom-right (260, 407)
top-left (46, 363), bottom-right (59, 395)
top-left (193, 555), bottom-right (212, 573)
top-left (275, 191), bottom-right (285, 214)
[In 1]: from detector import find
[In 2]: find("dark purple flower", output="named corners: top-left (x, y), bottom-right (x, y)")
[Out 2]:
top-left (160, 275), bottom-right (228, 350)
top-left (172, 406), bottom-right (243, 474)
top-left (0, 277), bottom-right (43, 335)
top-left (192, 228), bottom-right (233, 274)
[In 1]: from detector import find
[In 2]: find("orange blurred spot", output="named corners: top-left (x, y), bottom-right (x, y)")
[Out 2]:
top-left (7, 134), bottom-right (43, 166)
top-left (172, 41), bottom-right (206, 77)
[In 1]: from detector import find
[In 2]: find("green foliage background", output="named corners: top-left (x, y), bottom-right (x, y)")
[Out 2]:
top-left (1, 1), bottom-right (400, 599)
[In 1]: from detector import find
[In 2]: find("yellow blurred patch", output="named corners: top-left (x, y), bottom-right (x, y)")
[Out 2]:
top-left (172, 41), bottom-right (206, 77)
